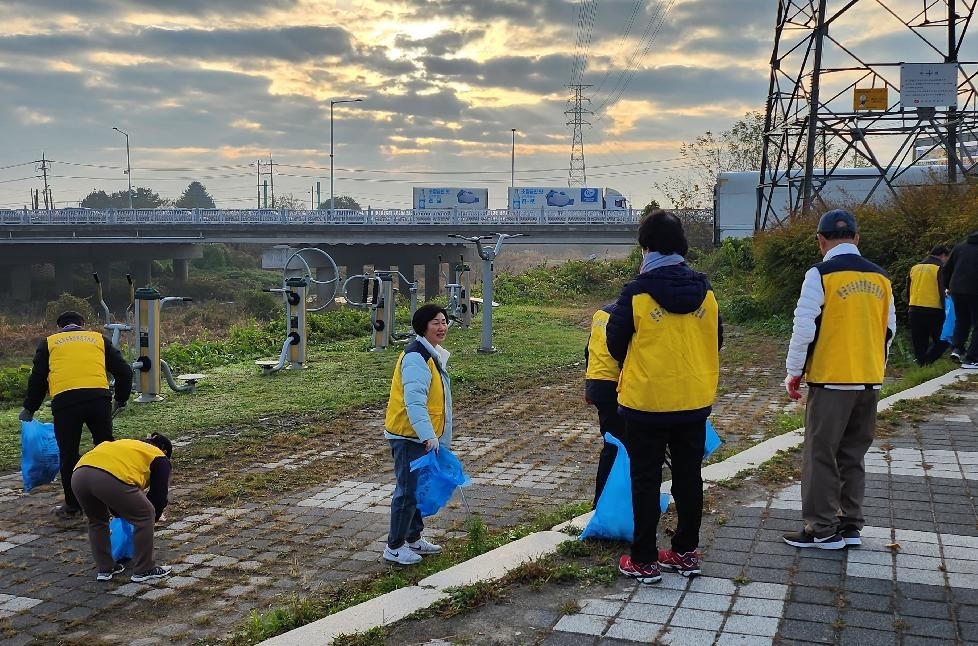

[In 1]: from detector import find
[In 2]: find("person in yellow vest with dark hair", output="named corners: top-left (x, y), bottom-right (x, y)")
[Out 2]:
top-left (784, 209), bottom-right (896, 550)
top-left (72, 433), bottom-right (173, 583)
top-left (382, 303), bottom-right (452, 565)
top-left (20, 311), bottom-right (133, 521)
top-left (607, 210), bottom-right (723, 584)
top-left (585, 303), bottom-right (624, 508)
top-left (907, 245), bottom-right (950, 366)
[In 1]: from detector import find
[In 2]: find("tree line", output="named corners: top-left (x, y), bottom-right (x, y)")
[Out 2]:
top-left (79, 181), bottom-right (363, 211)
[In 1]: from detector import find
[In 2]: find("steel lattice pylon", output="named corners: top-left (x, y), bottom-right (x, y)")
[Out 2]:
top-left (566, 84), bottom-right (593, 186)
top-left (758, 0), bottom-right (978, 230)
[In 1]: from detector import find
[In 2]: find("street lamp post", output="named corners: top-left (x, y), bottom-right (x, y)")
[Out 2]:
top-left (330, 98), bottom-right (363, 213)
top-left (510, 129), bottom-right (517, 210)
top-left (112, 127), bottom-right (133, 209)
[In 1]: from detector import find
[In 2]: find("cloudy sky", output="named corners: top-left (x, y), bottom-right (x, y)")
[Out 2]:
top-left (0, 0), bottom-right (964, 211)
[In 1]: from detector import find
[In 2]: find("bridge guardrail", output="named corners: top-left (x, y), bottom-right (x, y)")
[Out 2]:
top-left (0, 207), bottom-right (640, 226)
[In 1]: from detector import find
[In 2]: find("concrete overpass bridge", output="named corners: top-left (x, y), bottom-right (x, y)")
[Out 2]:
top-left (0, 207), bottom-right (639, 300)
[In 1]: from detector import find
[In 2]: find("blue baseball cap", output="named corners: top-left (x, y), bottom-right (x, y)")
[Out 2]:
top-left (816, 209), bottom-right (857, 235)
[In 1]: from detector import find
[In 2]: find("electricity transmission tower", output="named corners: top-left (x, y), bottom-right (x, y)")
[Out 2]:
top-left (757, 0), bottom-right (978, 230)
top-left (566, 84), bottom-right (593, 186)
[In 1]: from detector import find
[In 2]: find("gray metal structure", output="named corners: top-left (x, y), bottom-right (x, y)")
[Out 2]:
top-left (758, 0), bottom-right (978, 230)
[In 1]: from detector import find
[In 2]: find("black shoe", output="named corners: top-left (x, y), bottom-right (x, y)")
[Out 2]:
top-left (950, 349), bottom-right (963, 363)
top-left (839, 527), bottom-right (861, 546)
top-left (783, 528), bottom-right (845, 550)
top-left (53, 505), bottom-right (83, 521)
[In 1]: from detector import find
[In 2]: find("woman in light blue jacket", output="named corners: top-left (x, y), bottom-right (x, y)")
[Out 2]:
top-left (382, 304), bottom-right (453, 564)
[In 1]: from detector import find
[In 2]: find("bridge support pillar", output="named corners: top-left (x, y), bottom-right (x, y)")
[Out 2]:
top-left (173, 258), bottom-right (189, 284)
top-left (131, 260), bottom-right (153, 288)
top-left (425, 262), bottom-right (441, 301)
top-left (5, 265), bottom-right (32, 301)
top-left (54, 262), bottom-right (73, 296)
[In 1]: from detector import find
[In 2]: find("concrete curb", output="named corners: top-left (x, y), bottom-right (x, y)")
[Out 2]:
top-left (259, 369), bottom-right (970, 646)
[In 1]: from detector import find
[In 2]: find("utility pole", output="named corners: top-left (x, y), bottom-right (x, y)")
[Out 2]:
top-left (36, 153), bottom-right (52, 209)
top-left (565, 84), bottom-right (592, 186)
top-left (258, 155), bottom-right (275, 207)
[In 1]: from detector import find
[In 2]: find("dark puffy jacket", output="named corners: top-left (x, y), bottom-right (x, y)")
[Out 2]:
top-left (945, 231), bottom-right (978, 296)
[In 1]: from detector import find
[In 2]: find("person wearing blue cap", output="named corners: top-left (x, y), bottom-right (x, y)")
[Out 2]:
top-left (783, 209), bottom-right (896, 550)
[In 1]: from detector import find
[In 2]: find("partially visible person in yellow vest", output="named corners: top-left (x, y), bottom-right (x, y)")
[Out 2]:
top-left (783, 209), bottom-right (896, 551)
top-left (382, 304), bottom-right (453, 565)
top-left (72, 433), bottom-right (172, 583)
top-left (585, 303), bottom-right (623, 508)
top-left (20, 310), bottom-right (133, 521)
top-left (907, 245), bottom-right (950, 366)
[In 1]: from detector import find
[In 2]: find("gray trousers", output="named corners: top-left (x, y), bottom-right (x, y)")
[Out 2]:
top-left (71, 466), bottom-right (157, 574)
top-left (801, 387), bottom-right (879, 536)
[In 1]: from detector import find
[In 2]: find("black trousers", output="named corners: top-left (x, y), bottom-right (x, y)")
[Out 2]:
top-left (623, 418), bottom-right (705, 563)
top-left (53, 397), bottom-right (114, 510)
top-left (908, 307), bottom-right (947, 365)
top-left (592, 400), bottom-right (626, 508)
top-left (951, 292), bottom-right (978, 363)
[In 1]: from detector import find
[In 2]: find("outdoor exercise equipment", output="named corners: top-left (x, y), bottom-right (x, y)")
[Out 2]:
top-left (257, 247), bottom-right (340, 373)
top-left (438, 254), bottom-right (472, 328)
top-left (341, 269), bottom-right (419, 351)
top-left (93, 272), bottom-right (133, 352)
top-left (448, 232), bottom-right (524, 353)
top-left (131, 287), bottom-right (202, 402)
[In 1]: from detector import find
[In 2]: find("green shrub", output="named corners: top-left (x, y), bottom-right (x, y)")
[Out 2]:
top-left (43, 293), bottom-right (96, 326)
top-left (0, 364), bottom-right (30, 406)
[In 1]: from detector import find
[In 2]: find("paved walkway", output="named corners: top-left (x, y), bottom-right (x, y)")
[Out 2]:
top-left (262, 369), bottom-right (978, 645)
top-left (1, 368), bottom-right (973, 645)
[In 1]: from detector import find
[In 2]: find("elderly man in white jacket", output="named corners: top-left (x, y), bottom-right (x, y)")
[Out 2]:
top-left (783, 209), bottom-right (896, 551)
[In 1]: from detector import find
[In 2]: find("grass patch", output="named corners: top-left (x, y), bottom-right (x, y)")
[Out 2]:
top-left (225, 506), bottom-right (589, 645)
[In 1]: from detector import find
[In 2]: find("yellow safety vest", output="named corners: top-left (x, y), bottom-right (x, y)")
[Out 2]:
top-left (384, 342), bottom-right (445, 439)
top-left (617, 291), bottom-right (720, 413)
top-left (47, 330), bottom-right (109, 397)
top-left (585, 309), bottom-right (620, 382)
top-left (805, 264), bottom-right (891, 385)
top-left (908, 262), bottom-right (942, 309)
top-left (75, 439), bottom-right (164, 489)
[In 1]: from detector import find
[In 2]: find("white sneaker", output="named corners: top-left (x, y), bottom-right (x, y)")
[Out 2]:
top-left (961, 362), bottom-right (978, 370)
top-left (407, 537), bottom-right (443, 555)
top-left (383, 545), bottom-right (421, 565)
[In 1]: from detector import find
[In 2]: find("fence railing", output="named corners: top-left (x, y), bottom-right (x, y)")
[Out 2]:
top-left (0, 207), bottom-right (640, 226)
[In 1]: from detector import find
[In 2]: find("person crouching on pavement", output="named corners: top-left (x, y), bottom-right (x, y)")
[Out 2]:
top-left (607, 210), bottom-right (723, 584)
top-left (71, 433), bottom-right (173, 583)
top-left (382, 304), bottom-right (452, 565)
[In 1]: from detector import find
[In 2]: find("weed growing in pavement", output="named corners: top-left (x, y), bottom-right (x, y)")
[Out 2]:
top-left (732, 573), bottom-right (751, 585)
top-left (331, 627), bottom-right (387, 646)
top-left (560, 599), bottom-right (582, 614)
top-left (432, 581), bottom-right (505, 618)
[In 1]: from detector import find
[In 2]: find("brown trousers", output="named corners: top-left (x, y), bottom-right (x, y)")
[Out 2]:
top-left (71, 466), bottom-right (157, 574)
top-left (801, 387), bottom-right (879, 536)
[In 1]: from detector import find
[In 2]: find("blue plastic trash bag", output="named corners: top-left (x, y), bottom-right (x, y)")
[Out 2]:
top-left (409, 447), bottom-right (471, 517)
top-left (941, 298), bottom-right (956, 343)
top-left (21, 419), bottom-right (60, 493)
top-left (704, 420), bottom-right (723, 460)
top-left (110, 517), bottom-right (135, 562)
top-left (580, 433), bottom-right (635, 541)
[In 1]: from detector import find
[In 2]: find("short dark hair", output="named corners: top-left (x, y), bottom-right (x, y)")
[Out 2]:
top-left (412, 303), bottom-right (449, 336)
top-left (143, 432), bottom-right (173, 459)
top-left (930, 245), bottom-right (950, 256)
top-left (56, 311), bottom-right (85, 328)
top-left (637, 209), bottom-right (688, 256)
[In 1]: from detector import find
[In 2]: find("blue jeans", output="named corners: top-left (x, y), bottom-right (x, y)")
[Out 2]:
top-left (388, 438), bottom-right (427, 549)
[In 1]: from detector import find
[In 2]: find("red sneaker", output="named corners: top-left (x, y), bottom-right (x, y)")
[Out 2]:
top-left (658, 548), bottom-right (702, 577)
top-left (618, 554), bottom-right (662, 584)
